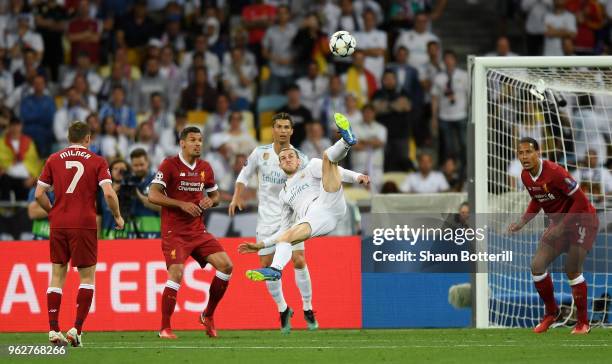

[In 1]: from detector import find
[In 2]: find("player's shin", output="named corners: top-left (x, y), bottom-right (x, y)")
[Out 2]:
top-left (204, 271), bottom-right (231, 318)
top-left (325, 139), bottom-right (351, 163)
top-left (569, 274), bottom-right (588, 324)
top-left (74, 284), bottom-right (94, 334)
top-left (295, 266), bottom-right (313, 311)
top-left (47, 287), bottom-right (63, 332)
top-left (533, 272), bottom-right (558, 315)
top-left (271, 243), bottom-right (292, 271)
top-left (266, 280), bottom-right (288, 312)
top-left (161, 280), bottom-right (180, 329)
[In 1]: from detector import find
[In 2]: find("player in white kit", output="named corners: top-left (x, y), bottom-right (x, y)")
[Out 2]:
top-left (239, 113), bottom-right (369, 282)
top-left (229, 113), bottom-right (314, 333)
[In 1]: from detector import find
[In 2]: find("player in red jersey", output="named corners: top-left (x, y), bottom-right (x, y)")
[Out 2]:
top-left (148, 126), bottom-right (233, 339)
top-left (35, 122), bottom-right (124, 347)
top-left (508, 137), bottom-right (598, 335)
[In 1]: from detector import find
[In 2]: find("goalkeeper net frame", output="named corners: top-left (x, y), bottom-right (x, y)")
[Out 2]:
top-left (469, 56), bottom-right (612, 329)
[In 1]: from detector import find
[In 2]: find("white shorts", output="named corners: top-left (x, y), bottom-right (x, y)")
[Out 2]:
top-left (256, 226), bottom-right (305, 256)
top-left (295, 184), bottom-right (346, 238)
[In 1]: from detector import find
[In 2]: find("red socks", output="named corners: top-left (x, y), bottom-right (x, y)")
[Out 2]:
top-left (161, 280), bottom-right (180, 330)
top-left (47, 288), bottom-right (62, 332)
top-left (533, 272), bottom-right (559, 315)
top-left (204, 271), bottom-right (231, 317)
top-left (570, 275), bottom-right (588, 324)
top-left (75, 284), bottom-right (94, 334)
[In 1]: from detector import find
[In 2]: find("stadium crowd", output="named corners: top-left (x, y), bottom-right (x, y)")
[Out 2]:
top-left (0, 0), bottom-right (611, 235)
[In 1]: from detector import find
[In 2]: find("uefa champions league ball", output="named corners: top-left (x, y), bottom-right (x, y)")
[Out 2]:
top-left (329, 30), bottom-right (356, 57)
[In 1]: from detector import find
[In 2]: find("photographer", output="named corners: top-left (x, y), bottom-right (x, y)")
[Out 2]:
top-left (97, 159), bottom-right (128, 238)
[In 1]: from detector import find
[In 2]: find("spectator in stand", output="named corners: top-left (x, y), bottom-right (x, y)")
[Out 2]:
top-left (135, 57), bottom-right (173, 113)
top-left (181, 33), bottom-right (221, 87)
top-left (441, 157), bottom-right (463, 192)
top-left (206, 133), bottom-right (234, 194)
top-left (335, 0), bottom-right (363, 33)
top-left (205, 94), bottom-right (233, 142)
top-left (128, 148), bottom-right (161, 224)
top-left (300, 121), bottom-right (332, 160)
top-left (160, 14), bottom-right (186, 52)
top-left (394, 12), bottom-right (441, 71)
top-left (141, 92), bottom-right (175, 137)
top-left (354, 8), bottom-right (387, 84)
top-left (521, 0), bottom-right (553, 55)
top-left (316, 74), bottom-right (347, 137)
top-left (311, 0), bottom-right (341, 35)
top-left (0, 116), bottom-right (42, 201)
top-left (543, 0), bottom-right (577, 56)
top-left (5, 67), bottom-right (36, 116)
top-left (11, 48), bottom-right (46, 89)
top-left (53, 87), bottom-right (91, 149)
top-left (85, 112), bottom-right (103, 156)
top-left (181, 65), bottom-right (218, 112)
top-left (0, 53), bottom-right (13, 105)
top-left (241, 0), bottom-right (277, 65)
top-left (223, 111), bottom-right (258, 156)
top-left (100, 115), bottom-right (129, 160)
top-left (158, 46), bottom-right (183, 101)
top-left (431, 50), bottom-right (469, 176)
top-left (344, 93), bottom-right (364, 128)
top-left (67, 0), bottom-right (100, 65)
top-left (386, 0), bottom-right (447, 30)
top-left (372, 70), bottom-right (413, 171)
top-left (387, 46), bottom-right (424, 117)
top-left (128, 122), bottom-right (165, 170)
top-left (340, 50), bottom-right (377, 109)
top-left (98, 59), bottom-right (136, 103)
top-left (7, 14), bottom-right (44, 70)
top-left (351, 103), bottom-right (387, 192)
top-left (292, 12), bottom-right (330, 77)
top-left (159, 109), bottom-right (188, 157)
top-left (72, 73), bottom-right (98, 111)
top-left (115, 0), bottom-right (158, 61)
top-left (99, 85), bottom-right (137, 140)
top-left (222, 28), bottom-right (257, 73)
top-left (19, 75), bottom-right (55, 157)
top-left (400, 152), bottom-right (449, 193)
top-left (61, 52), bottom-right (103, 95)
top-left (296, 61), bottom-right (329, 118)
top-left (222, 46), bottom-right (258, 109)
top-left (99, 46), bottom-right (142, 81)
top-left (276, 84), bottom-right (313, 147)
top-left (33, 0), bottom-right (68, 82)
top-left (565, 0), bottom-right (604, 54)
top-left (572, 149), bottom-right (611, 211)
top-left (507, 157), bottom-right (525, 191)
top-left (262, 5), bottom-right (298, 95)
top-left (485, 36), bottom-right (519, 57)
top-left (562, 36), bottom-right (577, 55)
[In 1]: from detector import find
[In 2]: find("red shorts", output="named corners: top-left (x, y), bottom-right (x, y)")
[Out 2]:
top-left (161, 231), bottom-right (225, 268)
top-left (49, 228), bottom-right (98, 268)
top-left (542, 214), bottom-right (599, 252)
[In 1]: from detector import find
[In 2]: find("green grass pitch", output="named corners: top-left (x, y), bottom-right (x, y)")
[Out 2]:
top-left (1, 329), bottom-right (611, 363)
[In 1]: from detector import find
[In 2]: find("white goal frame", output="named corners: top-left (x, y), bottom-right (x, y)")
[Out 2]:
top-left (470, 56), bottom-right (612, 329)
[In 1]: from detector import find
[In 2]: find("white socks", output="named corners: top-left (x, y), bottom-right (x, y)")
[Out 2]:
top-left (271, 242), bottom-right (292, 271)
top-left (325, 139), bottom-right (351, 163)
top-left (266, 280), bottom-right (288, 312)
top-left (295, 266), bottom-right (313, 311)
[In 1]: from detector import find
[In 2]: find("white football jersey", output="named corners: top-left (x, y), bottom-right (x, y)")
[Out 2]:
top-left (278, 158), bottom-right (360, 228)
top-left (236, 143), bottom-right (309, 232)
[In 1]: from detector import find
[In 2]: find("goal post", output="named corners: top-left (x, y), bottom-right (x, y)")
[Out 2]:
top-left (469, 56), bottom-right (612, 329)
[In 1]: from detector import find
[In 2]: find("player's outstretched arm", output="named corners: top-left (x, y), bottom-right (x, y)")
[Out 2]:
top-left (34, 184), bottom-right (52, 213)
top-left (508, 199), bottom-right (541, 233)
top-left (339, 166), bottom-right (370, 187)
top-left (101, 182), bottom-right (124, 230)
top-left (149, 183), bottom-right (202, 217)
top-left (229, 182), bottom-right (246, 216)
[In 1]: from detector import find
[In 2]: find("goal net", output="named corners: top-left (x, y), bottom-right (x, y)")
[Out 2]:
top-left (470, 57), bottom-right (612, 328)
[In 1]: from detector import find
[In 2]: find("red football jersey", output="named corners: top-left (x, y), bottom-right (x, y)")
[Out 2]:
top-left (38, 145), bottom-right (112, 229)
top-left (521, 160), bottom-right (596, 215)
top-left (152, 154), bottom-right (217, 238)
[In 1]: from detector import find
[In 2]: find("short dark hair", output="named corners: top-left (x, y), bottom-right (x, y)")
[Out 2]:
top-left (180, 126), bottom-right (202, 140)
top-left (130, 148), bottom-right (148, 160)
top-left (272, 112), bottom-right (294, 128)
top-left (443, 49), bottom-right (457, 58)
top-left (278, 147), bottom-right (299, 159)
top-left (68, 121), bottom-right (91, 143)
top-left (518, 137), bottom-right (539, 151)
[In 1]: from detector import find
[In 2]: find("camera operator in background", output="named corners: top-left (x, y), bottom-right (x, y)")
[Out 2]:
top-left (97, 159), bottom-right (129, 238)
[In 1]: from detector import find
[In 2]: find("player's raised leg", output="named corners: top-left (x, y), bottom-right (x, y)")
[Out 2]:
top-left (199, 251), bottom-right (233, 338)
top-left (159, 264), bottom-right (183, 339)
top-left (47, 263), bottom-right (68, 346)
top-left (566, 244), bottom-right (590, 334)
top-left (66, 265), bottom-right (96, 347)
top-left (531, 243), bottom-right (561, 334)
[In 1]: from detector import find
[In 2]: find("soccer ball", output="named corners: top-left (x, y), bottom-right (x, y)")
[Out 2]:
top-left (329, 30), bottom-right (356, 57)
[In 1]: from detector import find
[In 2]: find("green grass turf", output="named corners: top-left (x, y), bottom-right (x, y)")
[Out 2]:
top-left (0, 328), bottom-right (611, 364)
